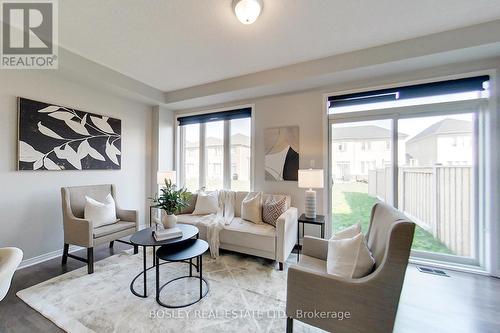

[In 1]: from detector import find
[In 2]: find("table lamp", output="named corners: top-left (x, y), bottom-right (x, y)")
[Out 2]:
top-left (298, 169), bottom-right (324, 219)
top-left (157, 170), bottom-right (176, 185)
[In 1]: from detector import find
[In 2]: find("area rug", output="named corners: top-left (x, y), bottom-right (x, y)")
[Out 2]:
top-left (17, 249), bottom-right (322, 333)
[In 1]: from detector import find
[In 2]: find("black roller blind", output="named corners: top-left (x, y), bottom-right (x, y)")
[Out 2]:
top-left (178, 107), bottom-right (252, 126)
top-left (329, 76), bottom-right (489, 108)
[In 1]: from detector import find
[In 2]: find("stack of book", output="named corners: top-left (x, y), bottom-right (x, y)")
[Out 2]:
top-left (153, 227), bottom-right (183, 241)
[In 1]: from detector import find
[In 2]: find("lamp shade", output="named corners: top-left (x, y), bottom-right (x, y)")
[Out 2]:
top-left (157, 170), bottom-right (176, 185)
top-left (298, 169), bottom-right (324, 189)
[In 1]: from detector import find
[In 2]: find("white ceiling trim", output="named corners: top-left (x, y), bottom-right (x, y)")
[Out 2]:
top-left (55, 20), bottom-right (500, 109)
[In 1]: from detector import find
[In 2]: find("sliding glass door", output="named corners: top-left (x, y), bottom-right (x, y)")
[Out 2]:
top-left (327, 76), bottom-right (488, 266)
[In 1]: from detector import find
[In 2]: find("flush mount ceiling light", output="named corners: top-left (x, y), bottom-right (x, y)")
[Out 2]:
top-left (233, 0), bottom-right (263, 25)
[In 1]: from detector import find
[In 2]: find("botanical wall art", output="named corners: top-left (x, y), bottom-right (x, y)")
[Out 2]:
top-left (264, 126), bottom-right (299, 181)
top-left (18, 98), bottom-right (122, 171)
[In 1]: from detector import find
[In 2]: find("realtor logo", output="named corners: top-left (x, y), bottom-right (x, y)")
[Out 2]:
top-left (1, 0), bottom-right (58, 69)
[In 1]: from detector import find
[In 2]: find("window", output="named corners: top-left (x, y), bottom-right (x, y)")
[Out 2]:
top-left (361, 141), bottom-right (371, 151)
top-left (179, 107), bottom-right (252, 192)
top-left (329, 75), bottom-right (489, 268)
top-left (182, 124), bottom-right (200, 192)
top-left (205, 121), bottom-right (224, 191)
top-left (230, 118), bottom-right (251, 191)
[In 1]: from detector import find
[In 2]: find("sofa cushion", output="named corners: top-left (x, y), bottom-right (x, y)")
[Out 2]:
top-left (93, 221), bottom-right (135, 239)
top-left (241, 192), bottom-right (263, 224)
top-left (234, 191), bottom-right (291, 218)
top-left (220, 217), bottom-right (276, 254)
top-left (262, 196), bottom-right (287, 227)
top-left (178, 194), bottom-right (197, 215)
top-left (234, 191), bottom-right (248, 217)
top-left (327, 232), bottom-right (375, 278)
top-left (85, 194), bottom-right (118, 228)
top-left (192, 191), bottom-right (219, 215)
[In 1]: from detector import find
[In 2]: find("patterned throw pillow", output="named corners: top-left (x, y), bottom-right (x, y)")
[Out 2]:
top-left (263, 196), bottom-right (287, 227)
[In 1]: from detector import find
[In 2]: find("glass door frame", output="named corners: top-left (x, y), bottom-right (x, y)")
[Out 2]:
top-left (327, 98), bottom-right (487, 268)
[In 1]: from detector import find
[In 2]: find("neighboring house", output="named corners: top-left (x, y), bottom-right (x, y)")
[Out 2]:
top-left (405, 118), bottom-right (472, 166)
top-left (185, 134), bottom-right (250, 189)
top-left (332, 125), bottom-right (408, 181)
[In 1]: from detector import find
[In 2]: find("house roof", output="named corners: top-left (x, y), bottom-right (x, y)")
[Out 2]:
top-left (406, 118), bottom-right (472, 144)
top-left (331, 125), bottom-right (408, 140)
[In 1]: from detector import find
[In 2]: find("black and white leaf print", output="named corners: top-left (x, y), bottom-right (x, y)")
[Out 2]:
top-left (43, 157), bottom-right (61, 170)
top-left (38, 122), bottom-right (64, 139)
top-left (105, 139), bottom-right (120, 166)
top-left (91, 116), bottom-right (115, 134)
top-left (19, 141), bottom-right (44, 162)
top-left (38, 105), bottom-right (60, 113)
top-left (18, 98), bottom-right (121, 171)
top-left (65, 119), bottom-right (90, 136)
top-left (48, 111), bottom-right (74, 121)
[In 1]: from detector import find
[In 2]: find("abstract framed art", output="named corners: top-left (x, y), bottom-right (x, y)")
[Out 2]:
top-left (17, 97), bottom-right (122, 171)
top-left (264, 126), bottom-right (299, 181)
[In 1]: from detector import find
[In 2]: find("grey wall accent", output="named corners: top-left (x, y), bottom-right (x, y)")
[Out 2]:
top-left (0, 70), bottom-right (153, 261)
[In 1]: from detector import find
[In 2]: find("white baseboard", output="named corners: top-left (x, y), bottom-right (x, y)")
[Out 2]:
top-left (18, 245), bottom-right (83, 270)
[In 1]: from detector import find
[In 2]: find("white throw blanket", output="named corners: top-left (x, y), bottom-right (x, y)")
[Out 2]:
top-left (198, 190), bottom-right (235, 258)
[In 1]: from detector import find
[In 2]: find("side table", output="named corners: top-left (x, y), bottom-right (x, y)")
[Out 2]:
top-left (297, 213), bottom-right (325, 262)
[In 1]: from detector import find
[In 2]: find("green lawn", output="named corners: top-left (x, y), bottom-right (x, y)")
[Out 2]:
top-left (332, 191), bottom-right (452, 255)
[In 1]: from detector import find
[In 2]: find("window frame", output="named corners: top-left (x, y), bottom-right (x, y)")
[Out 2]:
top-left (176, 105), bottom-right (255, 192)
top-left (325, 71), bottom-right (495, 272)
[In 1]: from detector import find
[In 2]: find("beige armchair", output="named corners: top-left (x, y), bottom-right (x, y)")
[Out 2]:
top-left (61, 184), bottom-right (139, 274)
top-left (286, 203), bottom-right (415, 333)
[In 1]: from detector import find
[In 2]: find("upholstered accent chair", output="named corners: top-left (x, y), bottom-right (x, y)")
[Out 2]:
top-left (0, 247), bottom-right (23, 301)
top-left (61, 184), bottom-right (139, 274)
top-left (286, 203), bottom-right (415, 333)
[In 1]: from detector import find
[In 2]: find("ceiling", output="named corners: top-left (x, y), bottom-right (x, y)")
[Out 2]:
top-left (59, 0), bottom-right (500, 92)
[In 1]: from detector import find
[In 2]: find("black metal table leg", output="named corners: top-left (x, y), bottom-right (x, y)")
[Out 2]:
top-left (199, 255), bottom-right (203, 299)
top-left (152, 246), bottom-right (156, 267)
top-left (189, 258), bottom-right (192, 277)
top-left (155, 255), bottom-right (159, 302)
top-left (143, 246), bottom-right (147, 296)
top-left (297, 222), bottom-right (300, 262)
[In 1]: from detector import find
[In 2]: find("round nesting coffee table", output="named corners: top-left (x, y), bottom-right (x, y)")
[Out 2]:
top-left (155, 239), bottom-right (209, 308)
top-left (129, 224), bottom-right (198, 298)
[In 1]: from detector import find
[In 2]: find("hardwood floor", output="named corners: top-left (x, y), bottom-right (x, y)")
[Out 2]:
top-left (1, 245), bottom-right (499, 333)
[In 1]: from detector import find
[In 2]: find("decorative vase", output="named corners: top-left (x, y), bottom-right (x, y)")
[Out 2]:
top-left (162, 213), bottom-right (177, 229)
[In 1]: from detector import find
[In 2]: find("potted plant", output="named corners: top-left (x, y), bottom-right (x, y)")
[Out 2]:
top-left (151, 179), bottom-right (191, 229)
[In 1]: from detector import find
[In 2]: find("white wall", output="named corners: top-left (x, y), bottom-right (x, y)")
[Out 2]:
top-left (0, 70), bottom-right (153, 261)
top-left (176, 91), bottom-right (326, 238)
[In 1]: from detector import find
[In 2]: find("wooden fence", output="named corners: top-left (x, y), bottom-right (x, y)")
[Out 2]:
top-left (369, 166), bottom-right (473, 256)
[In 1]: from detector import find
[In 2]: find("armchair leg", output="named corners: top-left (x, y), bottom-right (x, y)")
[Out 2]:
top-left (133, 245), bottom-right (139, 254)
top-left (87, 247), bottom-right (94, 274)
top-left (279, 262), bottom-right (284, 271)
top-left (286, 317), bottom-right (293, 333)
top-left (109, 241), bottom-right (114, 248)
top-left (62, 243), bottom-right (69, 265)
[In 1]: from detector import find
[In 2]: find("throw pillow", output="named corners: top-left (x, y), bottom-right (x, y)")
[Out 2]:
top-left (262, 196), bottom-right (287, 227)
top-left (326, 232), bottom-right (375, 279)
top-left (192, 191), bottom-right (219, 215)
top-left (241, 192), bottom-right (263, 224)
top-left (84, 194), bottom-right (118, 228)
top-left (332, 223), bottom-right (361, 240)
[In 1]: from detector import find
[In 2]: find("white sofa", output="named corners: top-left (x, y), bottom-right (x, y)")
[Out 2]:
top-left (176, 191), bottom-right (298, 270)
